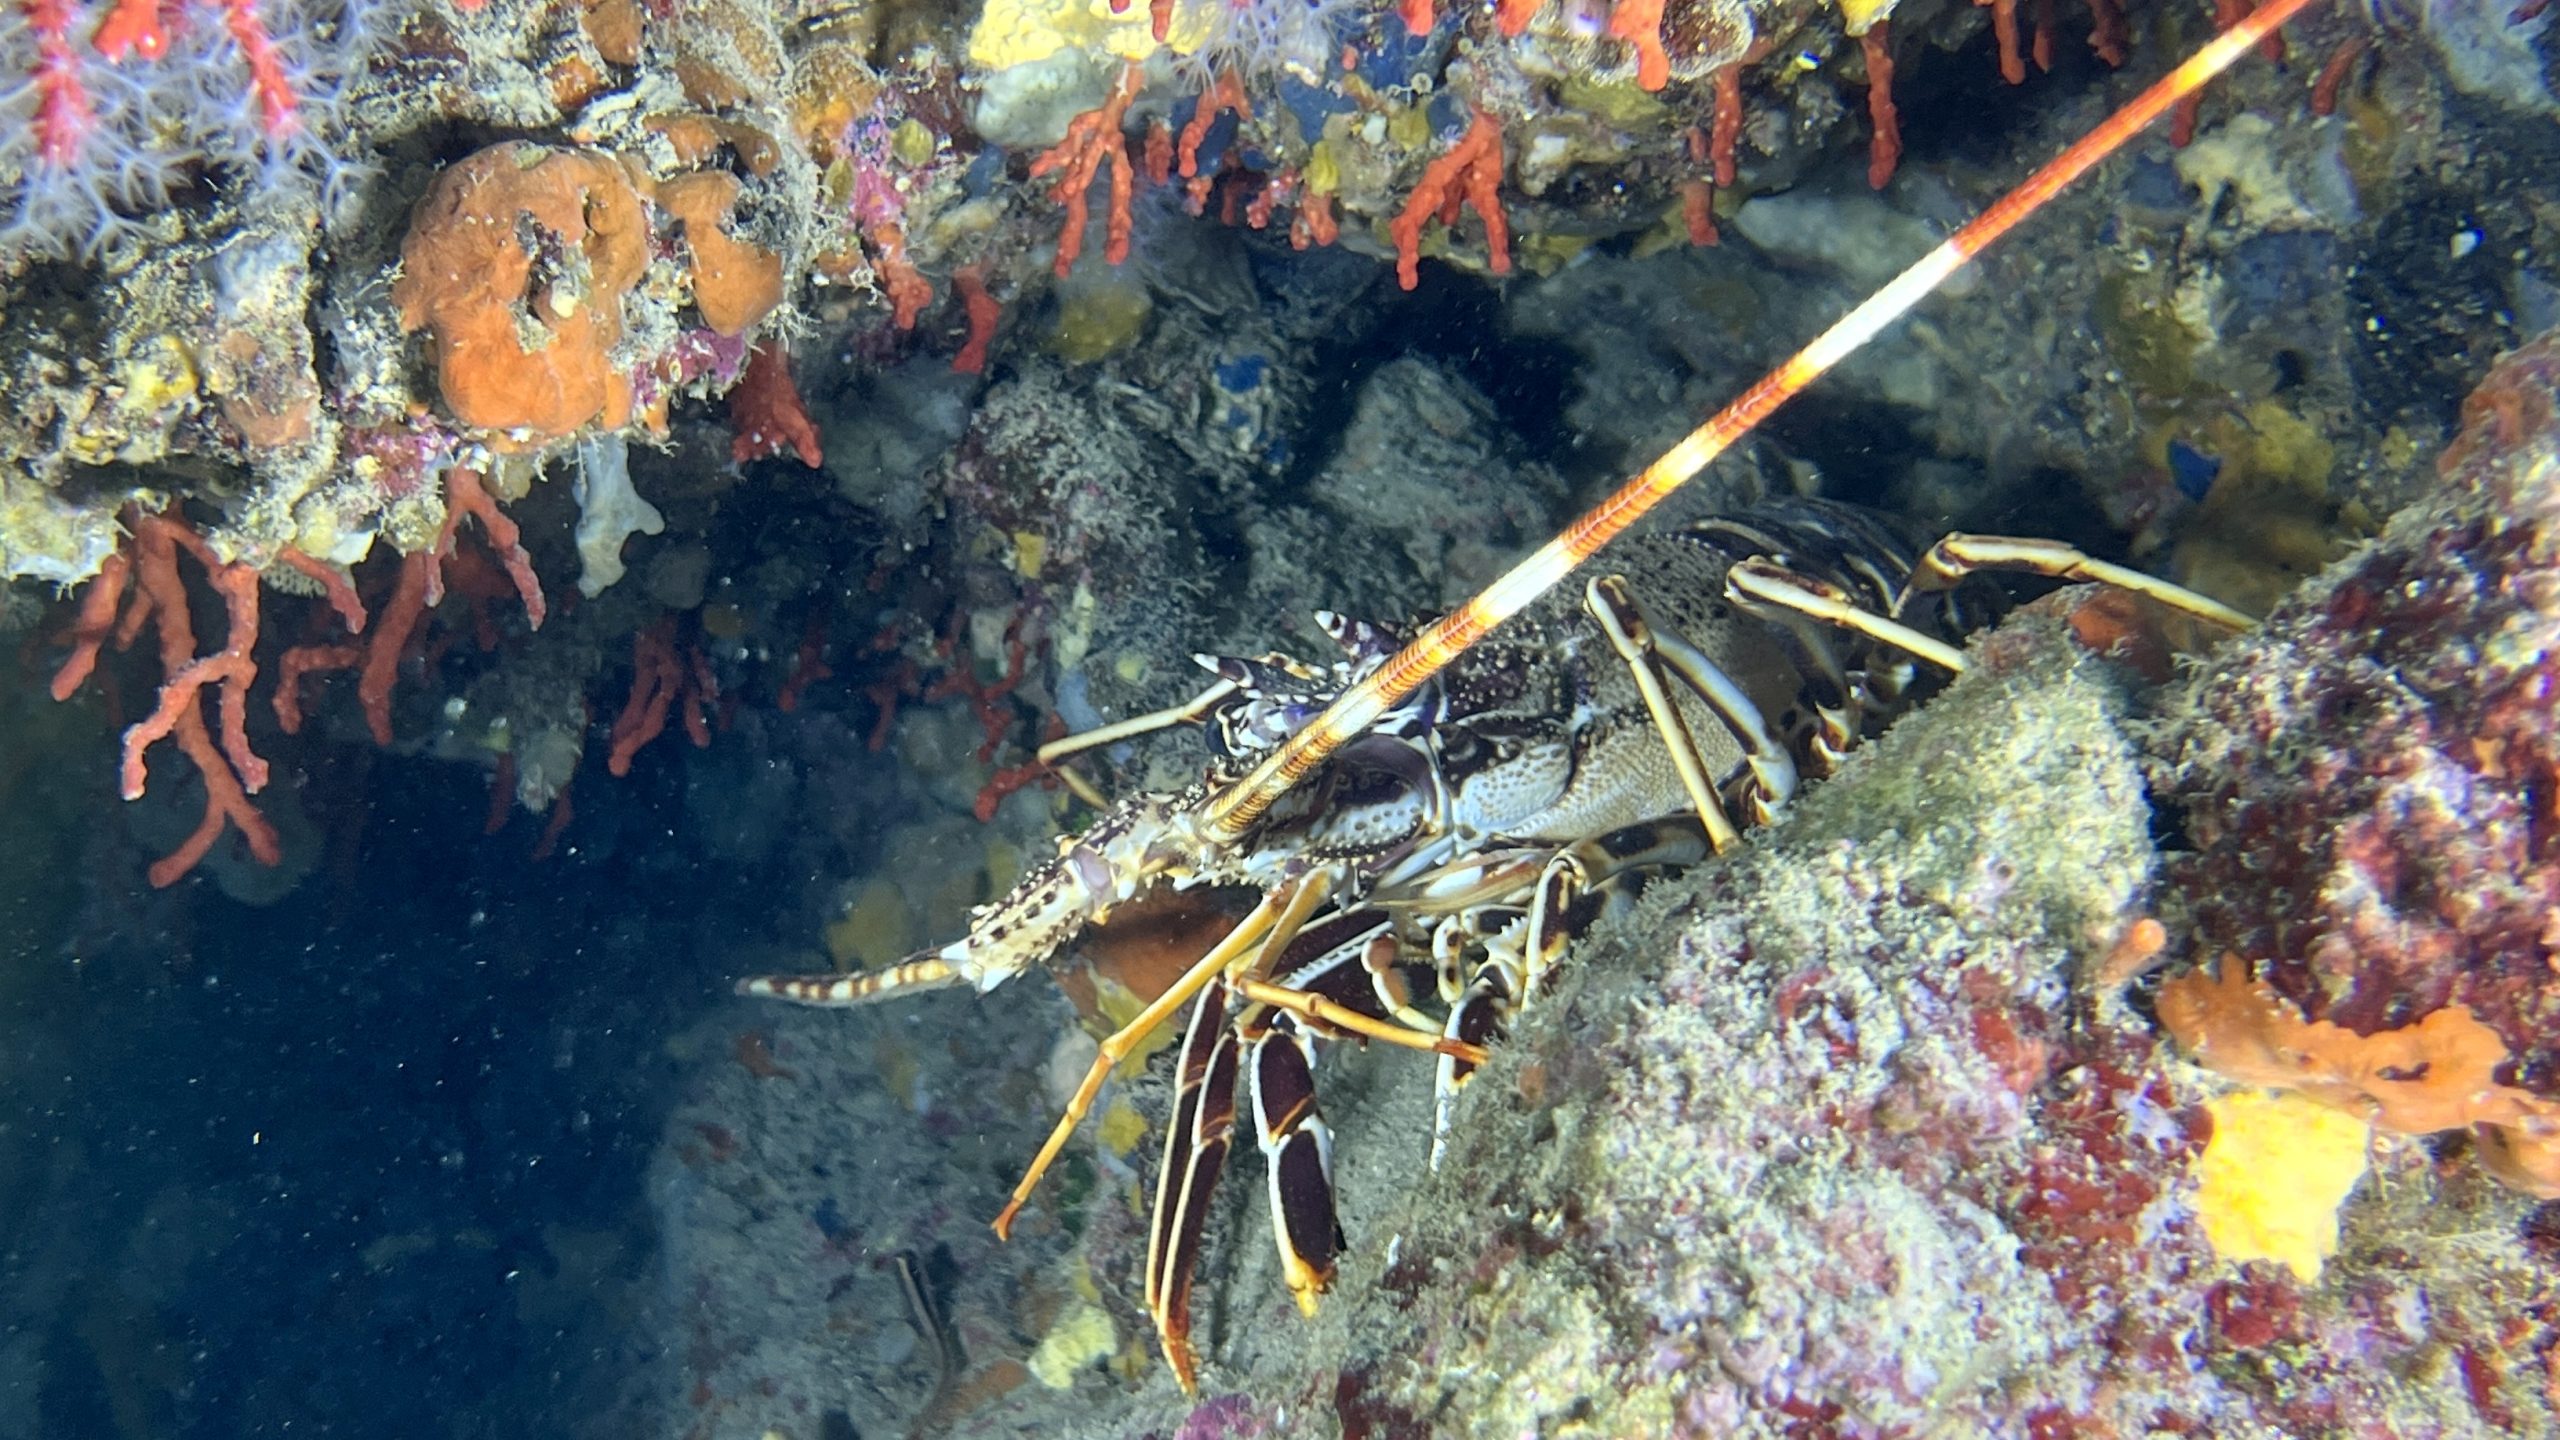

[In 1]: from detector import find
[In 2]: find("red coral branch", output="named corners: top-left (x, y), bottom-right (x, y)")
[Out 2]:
top-left (1682, 125), bottom-right (1718, 246)
top-left (1710, 65), bottom-right (1743, 187)
top-left (1608, 0), bottom-right (1670, 92)
top-left (1390, 111), bottom-right (1509, 291)
top-left (1028, 60), bottom-right (1142, 278)
top-left (1178, 69), bottom-right (1250, 182)
top-left (95, 509), bottom-right (283, 886)
top-left (215, 0), bottom-right (301, 137)
top-left (1980, 0), bottom-right (2028, 84)
top-left (1862, 24), bottom-right (1902, 190)
top-left (49, 550), bottom-right (131, 701)
top-left (277, 544), bottom-right (367, 632)
top-left (731, 343), bottom-right (825, 466)
top-left (25, 0), bottom-right (94, 167)
top-left (89, 0), bottom-right (168, 60)
top-left (2085, 0), bottom-right (2128, 65)
top-left (923, 614), bottom-right (1033, 762)
top-left (432, 467), bottom-right (546, 629)
top-left (608, 619), bottom-right (717, 776)
top-left (866, 218), bottom-right (933, 330)
top-left (1291, 189), bottom-right (1338, 249)
top-left (974, 756), bottom-right (1059, 823)
top-left (2310, 36), bottom-right (2369, 117)
top-left (273, 641), bottom-right (363, 734)
top-left (777, 615), bottom-right (832, 713)
top-left (357, 552), bottom-right (434, 746)
top-left (952, 265), bottom-right (1002, 376)
top-left (119, 513), bottom-right (267, 801)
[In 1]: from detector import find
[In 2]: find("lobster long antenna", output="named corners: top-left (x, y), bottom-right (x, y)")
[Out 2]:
top-left (1203, 0), bottom-right (2320, 842)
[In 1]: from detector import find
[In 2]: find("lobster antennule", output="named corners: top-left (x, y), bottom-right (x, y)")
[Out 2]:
top-left (736, 956), bottom-right (964, 1006)
top-left (1196, 0), bottom-right (2322, 845)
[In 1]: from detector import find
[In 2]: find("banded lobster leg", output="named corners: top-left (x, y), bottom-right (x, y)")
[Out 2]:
top-left (1430, 820), bottom-right (1712, 1167)
top-left (1727, 531), bottom-right (2253, 680)
top-left (1147, 908), bottom-right (1450, 1392)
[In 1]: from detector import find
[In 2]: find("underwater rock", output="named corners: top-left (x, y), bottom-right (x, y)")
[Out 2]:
top-left (2156, 330), bottom-right (2560, 1198)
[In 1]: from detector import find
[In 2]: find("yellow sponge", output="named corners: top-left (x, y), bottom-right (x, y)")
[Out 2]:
top-left (1837, 0), bottom-right (1900, 36)
top-left (969, 0), bottom-right (1208, 69)
top-left (2193, 1089), bottom-right (2371, 1282)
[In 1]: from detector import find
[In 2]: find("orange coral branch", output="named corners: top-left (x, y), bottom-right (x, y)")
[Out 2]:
top-left (273, 642), bottom-right (363, 734)
top-left (2085, 0), bottom-right (2128, 65)
top-left (1291, 189), bottom-right (1338, 250)
top-left (1681, 126), bottom-right (1718, 246)
top-left (608, 620), bottom-right (718, 776)
top-left (1390, 110), bottom-right (1510, 291)
top-left (1496, 0), bottom-right (1540, 35)
top-left (96, 510), bottom-right (282, 886)
top-left (277, 544), bottom-right (366, 632)
top-left (1980, 0), bottom-right (2028, 84)
top-left (2310, 36), bottom-right (2368, 117)
top-left (358, 552), bottom-right (434, 746)
top-left (1028, 61), bottom-right (1142, 278)
top-left (1398, 0), bottom-right (1432, 33)
top-left (119, 513), bottom-right (267, 800)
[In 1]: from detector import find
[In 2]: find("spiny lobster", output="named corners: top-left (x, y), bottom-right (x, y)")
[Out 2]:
top-left (741, 0), bottom-right (2297, 1393)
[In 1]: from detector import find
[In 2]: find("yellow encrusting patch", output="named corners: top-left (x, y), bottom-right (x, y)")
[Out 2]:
top-left (967, 0), bottom-right (1208, 69)
top-left (1836, 0), bottom-right (1898, 36)
top-left (1099, 1096), bottom-right (1149, 1156)
top-left (2193, 1089), bottom-right (2371, 1282)
top-left (1028, 1298), bottom-right (1117, 1389)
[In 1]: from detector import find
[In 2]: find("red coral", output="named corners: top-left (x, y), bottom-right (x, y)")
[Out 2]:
top-left (1861, 24), bottom-right (1901, 189)
top-left (730, 343), bottom-right (824, 467)
top-left (1028, 61), bottom-right (1141, 278)
top-left (951, 266), bottom-right (1001, 376)
top-left (1389, 110), bottom-right (1509, 291)
top-left (53, 509), bottom-right (283, 887)
top-left (608, 619), bottom-right (718, 776)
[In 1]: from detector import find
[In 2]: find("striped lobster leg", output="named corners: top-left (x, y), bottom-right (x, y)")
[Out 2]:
top-left (1146, 909), bottom-right (1447, 1392)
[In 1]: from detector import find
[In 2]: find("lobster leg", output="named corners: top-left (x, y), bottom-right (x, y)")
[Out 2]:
top-left (1726, 558), bottom-right (1973, 674)
top-left (1429, 824), bottom-right (1707, 1166)
top-left (1586, 575), bottom-right (1802, 826)
top-left (1583, 575), bottom-right (1745, 853)
top-left (1037, 675), bottom-right (1242, 766)
top-left (1146, 976), bottom-right (1243, 1394)
top-left (1248, 1010), bottom-right (1346, 1318)
top-left (1148, 909), bottom-right (1448, 1389)
top-left (1034, 674), bottom-right (1245, 808)
top-left (994, 874), bottom-right (1325, 1240)
top-left (1909, 533), bottom-right (2256, 631)
top-left (1431, 852), bottom-right (1585, 1168)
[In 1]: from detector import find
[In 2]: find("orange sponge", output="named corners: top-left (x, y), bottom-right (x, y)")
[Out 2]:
top-left (394, 143), bottom-right (652, 439)
top-left (658, 171), bottom-right (784, 337)
top-left (2161, 957), bottom-right (2560, 1197)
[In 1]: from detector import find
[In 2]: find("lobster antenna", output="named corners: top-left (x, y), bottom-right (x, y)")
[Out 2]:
top-left (1203, 0), bottom-right (2320, 842)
